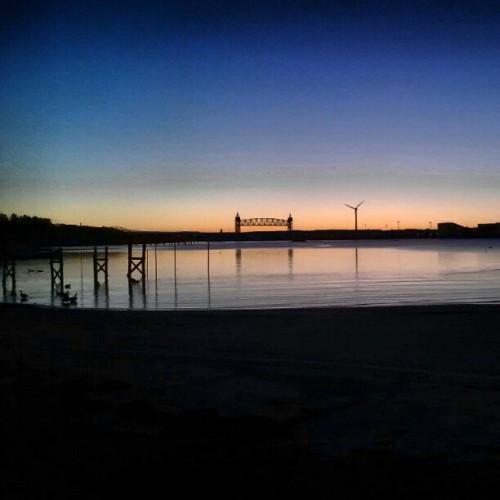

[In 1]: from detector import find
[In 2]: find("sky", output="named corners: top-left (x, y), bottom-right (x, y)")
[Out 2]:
top-left (1, 0), bottom-right (499, 232)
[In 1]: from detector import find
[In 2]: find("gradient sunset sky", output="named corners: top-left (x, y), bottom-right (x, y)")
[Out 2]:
top-left (1, 0), bottom-right (499, 232)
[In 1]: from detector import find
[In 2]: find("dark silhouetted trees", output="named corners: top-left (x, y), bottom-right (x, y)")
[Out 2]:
top-left (0, 213), bottom-right (130, 256)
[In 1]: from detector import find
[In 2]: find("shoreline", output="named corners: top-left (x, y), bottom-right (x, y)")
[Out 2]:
top-left (2, 300), bottom-right (500, 312)
top-left (2, 303), bottom-right (500, 496)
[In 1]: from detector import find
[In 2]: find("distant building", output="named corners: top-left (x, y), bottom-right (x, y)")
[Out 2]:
top-left (437, 222), bottom-right (468, 237)
top-left (477, 223), bottom-right (500, 237)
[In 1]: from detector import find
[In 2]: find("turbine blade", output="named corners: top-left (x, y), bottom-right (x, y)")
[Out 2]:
top-left (345, 204), bottom-right (355, 209)
top-left (356, 201), bottom-right (365, 208)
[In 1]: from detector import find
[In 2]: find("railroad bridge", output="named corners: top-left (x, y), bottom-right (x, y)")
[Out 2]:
top-left (235, 213), bottom-right (293, 233)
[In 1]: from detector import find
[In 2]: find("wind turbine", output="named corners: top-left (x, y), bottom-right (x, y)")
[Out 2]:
top-left (345, 201), bottom-right (364, 232)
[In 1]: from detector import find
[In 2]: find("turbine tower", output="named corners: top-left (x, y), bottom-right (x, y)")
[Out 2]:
top-left (345, 201), bottom-right (364, 232)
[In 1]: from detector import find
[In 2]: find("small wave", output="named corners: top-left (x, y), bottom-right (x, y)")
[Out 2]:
top-left (445, 268), bottom-right (500, 276)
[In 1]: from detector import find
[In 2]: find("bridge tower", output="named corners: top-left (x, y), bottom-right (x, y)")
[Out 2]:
top-left (287, 214), bottom-right (293, 231)
top-left (235, 212), bottom-right (241, 233)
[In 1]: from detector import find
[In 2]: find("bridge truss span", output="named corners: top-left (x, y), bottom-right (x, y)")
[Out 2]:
top-left (235, 213), bottom-right (293, 233)
top-left (241, 217), bottom-right (288, 227)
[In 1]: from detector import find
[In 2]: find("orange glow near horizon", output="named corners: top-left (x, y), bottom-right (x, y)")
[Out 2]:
top-left (33, 204), bottom-right (497, 233)
top-left (2, 181), bottom-right (497, 233)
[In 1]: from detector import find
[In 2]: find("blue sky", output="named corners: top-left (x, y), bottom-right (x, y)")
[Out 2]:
top-left (1, 1), bottom-right (499, 231)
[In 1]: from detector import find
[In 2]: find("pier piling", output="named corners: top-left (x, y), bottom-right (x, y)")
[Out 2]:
top-left (127, 243), bottom-right (146, 282)
top-left (93, 246), bottom-right (109, 288)
top-left (2, 257), bottom-right (16, 292)
top-left (50, 249), bottom-right (64, 292)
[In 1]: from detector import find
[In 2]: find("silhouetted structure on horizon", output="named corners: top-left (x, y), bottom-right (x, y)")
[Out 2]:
top-left (235, 213), bottom-right (293, 233)
top-left (345, 201), bottom-right (364, 232)
top-left (437, 222), bottom-right (469, 237)
top-left (477, 223), bottom-right (500, 237)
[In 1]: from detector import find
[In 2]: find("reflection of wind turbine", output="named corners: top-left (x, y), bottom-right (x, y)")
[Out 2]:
top-left (345, 201), bottom-right (364, 232)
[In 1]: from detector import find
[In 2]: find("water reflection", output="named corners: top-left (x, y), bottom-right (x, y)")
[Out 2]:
top-left (235, 248), bottom-right (241, 275)
top-left (2, 241), bottom-right (500, 309)
top-left (235, 247), bottom-right (295, 274)
top-left (80, 249), bottom-right (84, 307)
top-left (2, 283), bottom-right (16, 302)
top-left (207, 276), bottom-right (211, 309)
top-left (128, 280), bottom-right (146, 309)
top-left (2, 262), bottom-right (17, 301)
top-left (174, 243), bottom-right (178, 308)
top-left (94, 282), bottom-right (110, 308)
top-left (154, 278), bottom-right (159, 309)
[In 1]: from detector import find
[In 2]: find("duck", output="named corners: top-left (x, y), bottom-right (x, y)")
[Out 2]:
top-left (62, 292), bottom-right (77, 304)
top-left (20, 291), bottom-right (28, 302)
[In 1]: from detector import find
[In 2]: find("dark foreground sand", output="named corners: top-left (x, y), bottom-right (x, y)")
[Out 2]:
top-left (2, 303), bottom-right (500, 498)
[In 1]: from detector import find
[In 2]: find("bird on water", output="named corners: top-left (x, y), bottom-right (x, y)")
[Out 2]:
top-left (62, 293), bottom-right (78, 305)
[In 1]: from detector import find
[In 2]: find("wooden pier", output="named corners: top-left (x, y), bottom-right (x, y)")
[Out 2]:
top-left (2, 237), bottom-right (211, 305)
top-left (93, 246), bottom-right (109, 287)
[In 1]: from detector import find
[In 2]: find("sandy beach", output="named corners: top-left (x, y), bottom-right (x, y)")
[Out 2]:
top-left (2, 303), bottom-right (500, 497)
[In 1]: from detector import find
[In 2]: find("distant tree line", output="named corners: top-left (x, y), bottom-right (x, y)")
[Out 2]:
top-left (0, 213), bottom-right (130, 256)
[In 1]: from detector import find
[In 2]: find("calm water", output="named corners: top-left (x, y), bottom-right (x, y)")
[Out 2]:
top-left (2, 239), bottom-right (499, 309)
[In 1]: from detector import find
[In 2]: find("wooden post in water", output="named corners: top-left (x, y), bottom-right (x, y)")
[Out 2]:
top-left (154, 244), bottom-right (158, 282)
top-left (127, 242), bottom-right (146, 282)
top-left (207, 240), bottom-right (210, 280)
top-left (174, 243), bottom-right (177, 283)
top-left (93, 246), bottom-right (109, 288)
top-left (207, 240), bottom-right (211, 308)
top-left (2, 257), bottom-right (16, 291)
top-left (50, 248), bottom-right (64, 292)
top-left (93, 247), bottom-right (98, 287)
top-left (173, 242), bottom-right (178, 308)
top-left (127, 243), bottom-right (132, 278)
